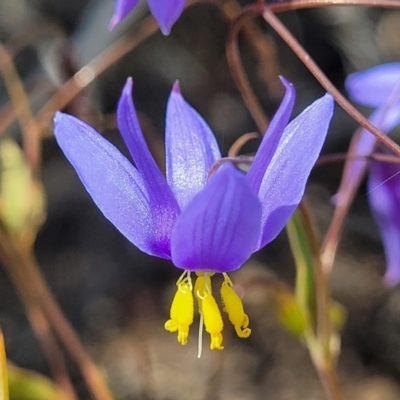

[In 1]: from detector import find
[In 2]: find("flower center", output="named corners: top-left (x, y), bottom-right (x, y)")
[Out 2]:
top-left (164, 270), bottom-right (251, 355)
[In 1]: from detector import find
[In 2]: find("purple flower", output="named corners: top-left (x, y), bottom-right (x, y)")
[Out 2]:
top-left (54, 78), bottom-right (333, 349)
top-left (109, 0), bottom-right (185, 35)
top-left (346, 63), bottom-right (400, 285)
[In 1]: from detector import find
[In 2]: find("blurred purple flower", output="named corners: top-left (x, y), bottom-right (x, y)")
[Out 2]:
top-left (54, 78), bottom-right (333, 349)
top-left (346, 63), bottom-right (400, 285)
top-left (109, 0), bottom-right (185, 34)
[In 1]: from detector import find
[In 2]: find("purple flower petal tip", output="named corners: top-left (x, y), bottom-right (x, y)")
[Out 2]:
top-left (166, 82), bottom-right (221, 209)
top-left (246, 76), bottom-right (296, 194)
top-left (172, 80), bottom-right (181, 94)
top-left (108, 0), bottom-right (184, 34)
top-left (278, 75), bottom-right (294, 91)
top-left (108, 0), bottom-right (139, 30)
top-left (346, 63), bottom-right (400, 107)
top-left (251, 91), bottom-right (333, 248)
top-left (148, 0), bottom-right (185, 35)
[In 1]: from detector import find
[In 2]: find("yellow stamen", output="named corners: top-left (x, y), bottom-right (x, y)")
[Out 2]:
top-left (194, 272), bottom-right (212, 313)
top-left (195, 273), bottom-right (224, 351)
top-left (201, 291), bottom-right (224, 350)
top-left (221, 273), bottom-right (251, 338)
top-left (164, 271), bottom-right (194, 345)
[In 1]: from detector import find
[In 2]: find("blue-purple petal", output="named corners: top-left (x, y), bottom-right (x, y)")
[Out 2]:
top-left (335, 104), bottom-right (400, 207)
top-left (108, 0), bottom-right (139, 30)
top-left (368, 159), bottom-right (400, 286)
top-left (165, 82), bottom-right (221, 209)
top-left (170, 164), bottom-right (262, 273)
top-left (346, 63), bottom-right (400, 107)
top-left (118, 79), bottom-right (180, 256)
top-left (247, 77), bottom-right (295, 194)
top-left (147, 0), bottom-right (185, 35)
top-left (252, 93), bottom-right (334, 249)
top-left (53, 112), bottom-right (170, 259)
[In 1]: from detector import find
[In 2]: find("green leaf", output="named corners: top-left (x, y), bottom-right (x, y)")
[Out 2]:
top-left (286, 205), bottom-right (319, 332)
top-left (8, 365), bottom-right (67, 400)
top-left (330, 301), bottom-right (347, 332)
top-left (273, 286), bottom-right (307, 337)
top-left (0, 331), bottom-right (9, 400)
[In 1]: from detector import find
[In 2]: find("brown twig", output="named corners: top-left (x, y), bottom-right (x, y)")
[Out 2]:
top-left (262, 8), bottom-right (400, 160)
top-left (225, 4), bottom-right (269, 133)
top-left (227, 132), bottom-right (259, 157)
top-left (317, 152), bottom-right (400, 166)
top-left (0, 42), bottom-right (41, 178)
top-left (0, 229), bottom-right (114, 400)
top-left (0, 232), bottom-right (77, 399)
top-left (269, 0), bottom-right (400, 12)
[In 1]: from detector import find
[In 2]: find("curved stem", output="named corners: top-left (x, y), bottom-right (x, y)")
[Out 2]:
top-left (225, 3), bottom-right (270, 133)
top-left (262, 8), bottom-right (400, 160)
top-left (228, 132), bottom-right (259, 157)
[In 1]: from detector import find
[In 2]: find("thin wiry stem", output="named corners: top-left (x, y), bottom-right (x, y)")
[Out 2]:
top-left (269, 0), bottom-right (400, 12)
top-left (228, 132), bottom-right (259, 157)
top-left (0, 42), bottom-right (41, 178)
top-left (225, 3), bottom-right (269, 133)
top-left (317, 152), bottom-right (400, 167)
top-left (262, 8), bottom-right (400, 160)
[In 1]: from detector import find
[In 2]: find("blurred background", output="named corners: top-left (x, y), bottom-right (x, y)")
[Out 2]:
top-left (1, 0), bottom-right (400, 398)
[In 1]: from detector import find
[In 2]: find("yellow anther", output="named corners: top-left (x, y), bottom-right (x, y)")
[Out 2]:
top-left (164, 278), bottom-right (194, 346)
top-left (209, 332), bottom-right (224, 350)
top-left (200, 291), bottom-right (224, 350)
top-left (194, 273), bottom-right (212, 313)
top-left (221, 274), bottom-right (251, 338)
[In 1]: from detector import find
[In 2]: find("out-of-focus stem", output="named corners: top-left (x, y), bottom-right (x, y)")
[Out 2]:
top-left (228, 132), bottom-right (258, 157)
top-left (24, 308), bottom-right (77, 400)
top-left (0, 232), bottom-right (76, 400)
top-left (321, 79), bottom-right (400, 273)
top-left (225, 2), bottom-right (269, 133)
top-left (311, 351), bottom-right (344, 400)
top-left (0, 229), bottom-right (114, 400)
top-left (317, 152), bottom-right (400, 166)
top-left (270, 0), bottom-right (400, 12)
top-left (20, 252), bottom-right (114, 400)
top-left (0, 43), bottom-right (41, 178)
top-left (296, 202), bottom-right (343, 400)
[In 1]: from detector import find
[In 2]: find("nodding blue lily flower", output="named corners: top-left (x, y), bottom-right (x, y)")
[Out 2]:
top-left (109, 0), bottom-right (185, 34)
top-left (346, 63), bottom-right (400, 286)
top-left (54, 78), bottom-right (333, 350)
